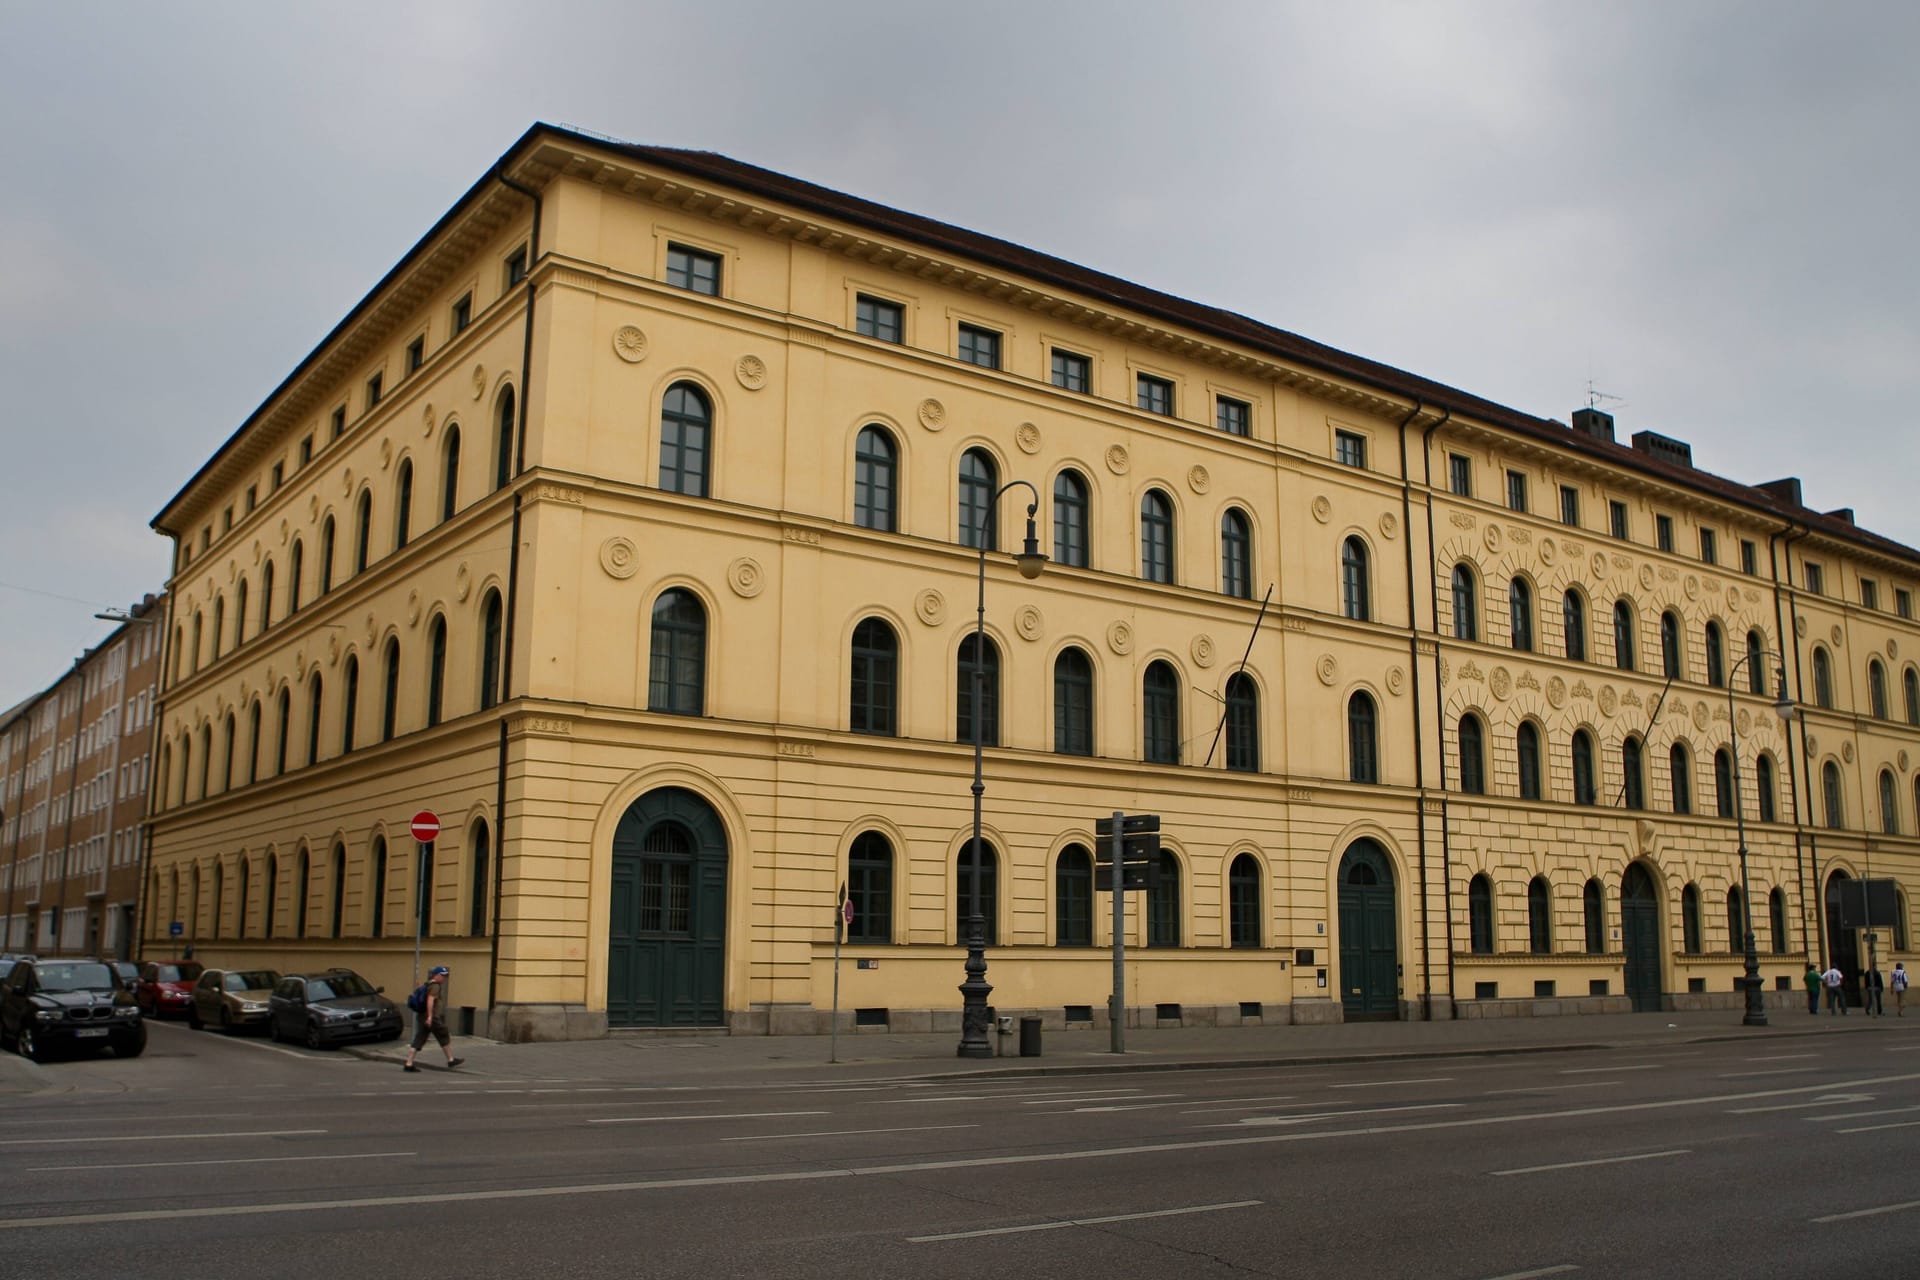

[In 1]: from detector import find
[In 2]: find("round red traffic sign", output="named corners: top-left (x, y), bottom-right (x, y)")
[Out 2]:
top-left (410, 810), bottom-right (441, 843)
top-left (841, 898), bottom-right (854, 925)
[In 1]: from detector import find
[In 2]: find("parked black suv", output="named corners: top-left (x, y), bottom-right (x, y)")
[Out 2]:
top-left (1, 959), bottom-right (146, 1061)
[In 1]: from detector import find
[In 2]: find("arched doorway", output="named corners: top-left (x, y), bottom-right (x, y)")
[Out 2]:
top-left (1337, 840), bottom-right (1399, 1021)
top-left (1621, 863), bottom-right (1663, 1012)
top-left (1824, 870), bottom-right (1859, 1008)
top-left (608, 787), bottom-right (728, 1027)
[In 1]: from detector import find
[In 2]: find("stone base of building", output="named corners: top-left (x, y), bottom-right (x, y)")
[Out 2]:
top-left (488, 1002), bottom-right (607, 1043)
top-left (1667, 987), bottom-right (1803, 1014)
top-left (1454, 995), bottom-right (1636, 1018)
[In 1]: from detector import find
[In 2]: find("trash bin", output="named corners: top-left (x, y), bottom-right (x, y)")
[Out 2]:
top-left (1019, 1016), bottom-right (1042, 1058)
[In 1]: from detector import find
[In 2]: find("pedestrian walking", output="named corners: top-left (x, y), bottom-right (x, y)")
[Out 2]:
top-left (1822, 963), bottom-right (1847, 1015)
top-left (1893, 962), bottom-right (1909, 1016)
top-left (403, 965), bottom-right (464, 1073)
top-left (1803, 962), bottom-right (1822, 1016)
top-left (1865, 965), bottom-right (1886, 1016)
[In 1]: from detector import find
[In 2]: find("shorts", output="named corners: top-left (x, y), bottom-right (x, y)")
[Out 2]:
top-left (411, 1016), bottom-right (450, 1051)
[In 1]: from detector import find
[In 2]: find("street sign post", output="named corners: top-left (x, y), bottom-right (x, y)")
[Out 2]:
top-left (410, 810), bottom-right (439, 991)
top-left (1094, 811), bottom-right (1163, 1055)
top-left (830, 882), bottom-right (848, 1064)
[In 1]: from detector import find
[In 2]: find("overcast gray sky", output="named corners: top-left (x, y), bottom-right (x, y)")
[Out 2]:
top-left (3, 1), bottom-right (1916, 712)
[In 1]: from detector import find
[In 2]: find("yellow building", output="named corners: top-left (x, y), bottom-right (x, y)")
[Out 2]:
top-left (144, 124), bottom-right (1916, 1039)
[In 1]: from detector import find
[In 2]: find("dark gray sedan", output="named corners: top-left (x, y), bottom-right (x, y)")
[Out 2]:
top-left (267, 970), bottom-right (403, 1050)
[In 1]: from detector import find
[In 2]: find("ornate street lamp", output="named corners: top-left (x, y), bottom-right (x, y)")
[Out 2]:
top-left (958, 480), bottom-right (1044, 1058)
top-left (1728, 648), bottom-right (1797, 1027)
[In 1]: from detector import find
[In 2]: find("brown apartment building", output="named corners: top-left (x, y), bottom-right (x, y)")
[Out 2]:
top-left (1, 594), bottom-right (165, 958)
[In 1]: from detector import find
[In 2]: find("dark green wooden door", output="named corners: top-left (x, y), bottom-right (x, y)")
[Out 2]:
top-left (1621, 863), bottom-right (1663, 1013)
top-left (608, 787), bottom-right (727, 1027)
top-left (1337, 840), bottom-right (1399, 1021)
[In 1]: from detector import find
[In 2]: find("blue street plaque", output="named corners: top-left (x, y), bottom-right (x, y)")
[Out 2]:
top-left (169, 921), bottom-right (184, 937)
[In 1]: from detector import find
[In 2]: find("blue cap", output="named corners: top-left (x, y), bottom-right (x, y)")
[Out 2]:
top-left (429, 966), bottom-right (449, 977)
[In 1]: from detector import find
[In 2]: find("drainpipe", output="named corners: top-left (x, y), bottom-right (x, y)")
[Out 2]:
top-left (1771, 523), bottom-right (1821, 967)
top-left (1417, 410), bottom-right (1452, 1014)
top-left (1394, 401), bottom-right (1432, 1018)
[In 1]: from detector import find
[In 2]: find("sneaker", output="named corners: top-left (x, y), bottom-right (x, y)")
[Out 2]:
top-left (447, 1057), bottom-right (464, 1070)
top-left (403, 1063), bottom-right (419, 1073)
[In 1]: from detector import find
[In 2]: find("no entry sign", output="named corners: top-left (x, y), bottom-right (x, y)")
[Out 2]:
top-left (410, 810), bottom-right (441, 843)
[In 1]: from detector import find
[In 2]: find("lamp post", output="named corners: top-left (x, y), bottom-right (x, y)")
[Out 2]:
top-left (958, 480), bottom-right (1046, 1059)
top-left (1728, 648), bottom-right (1797, 1028)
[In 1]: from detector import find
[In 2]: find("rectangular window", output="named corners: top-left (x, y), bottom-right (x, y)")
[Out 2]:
top-left (505, 244), bottom-right (529, 287)
top-left (298, 435), bottom-right (312, 468)
top-left (330, 406), bottom-right (346, 440)
top-left (199, 526), bottom-right (211, 553)
top-left (1655, 513), bottom-right (1674, 552)
top-left (1506, 470), bottom-right (1527, 513)
top-left (245, 485), bottom-right (257, 513)
top-left (269, 462), bottom-right (283, 492)
top-left (1050, 348), bottom-right (1090, 393)
top-left (1216, 396), bottom-right (1251, 437)
top-left (1610, 499), bottom-right (1629, 540)
top-left (1448, 454), bottom-right (1472, 498)
top-left (221, 506), bottom-right (233, 534)
top-left (855, 294), bottom-right (903, 343)
top-left (1740, 539), bottom-right (1757, 576)
top-left (1861, 578), bottom-right (1879, 610)
top-left (1559, 484), bottom-right (1580, 527)
top-left (1804, 562), bottom-right (1824, 595)
top-left (406, 336), bottom-right (425, 374)
top-left (956, 323), bottom-right (1000, 369)
top-left (1335, 430), bottom-right (1367, 469)
top-left (451, 293), bottom-right (472, 334)
top-left (1699, 528), bottom-right (1717, 565)
top-left (1899, 588), bottom-right (1913, 620)
top-left (1135, 373), bottom-right (1173, 416)
top-left (365, 371), bottom-right (383, 410)
top-left (665, 243), bottom-right (721, 296)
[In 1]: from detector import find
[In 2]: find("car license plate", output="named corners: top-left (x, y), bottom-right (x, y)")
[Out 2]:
top-left (75, 1028), bottom-right (107, 1038)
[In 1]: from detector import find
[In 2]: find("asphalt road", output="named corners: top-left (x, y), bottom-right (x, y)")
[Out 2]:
top-left (3, 1019), bottom-right (1918, 1279)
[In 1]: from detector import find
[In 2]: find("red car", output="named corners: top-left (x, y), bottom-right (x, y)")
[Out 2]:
top-left (136, 960), bottom-right (205, 1018)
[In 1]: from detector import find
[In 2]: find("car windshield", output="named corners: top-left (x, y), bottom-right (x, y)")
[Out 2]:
top-left (226, 971), bottom-right (278, 992)
top-left (154, 963), bottom-right (204, 983)
top-left (37, 963), bottom-right (115, 993)
top-left (306, 974), bottom-right (374, 1000)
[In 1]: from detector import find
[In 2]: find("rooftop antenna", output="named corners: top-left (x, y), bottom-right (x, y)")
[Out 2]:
top-left (1585, 378), bottom-right (1627, 412)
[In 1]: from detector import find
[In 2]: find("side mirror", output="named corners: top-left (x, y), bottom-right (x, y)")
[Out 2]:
top-left (375, 986), bottom-right (385, 994)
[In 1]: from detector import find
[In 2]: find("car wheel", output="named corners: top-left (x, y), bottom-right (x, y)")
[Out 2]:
top-left (188, 1004), bottom-right (203, 1030)
top-left (218, 1007), bottom-right (234, 1034)
top-left (381, 1029), bottom-right (402, 1042)
top-left (19, 1025), bottom-right (44, 1063)
top-left (112, 1026), bottom-right (147, 1058)
top-left (305, 1023), bottom-right (327, 1051)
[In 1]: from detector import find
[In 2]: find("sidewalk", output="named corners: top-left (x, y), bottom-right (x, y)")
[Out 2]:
top-left (351, 1005), bottom-right (1920, 1086)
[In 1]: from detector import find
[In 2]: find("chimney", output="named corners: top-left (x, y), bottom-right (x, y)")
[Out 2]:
top-left (1571, 407), bottom-right (1615, 442)
top-left (1826, 508), bottom-right (1855, 525)
top-left (1756, 477), bottom-right (1803, 509)
top-left (1630, 430), bottom-right (1693, 469)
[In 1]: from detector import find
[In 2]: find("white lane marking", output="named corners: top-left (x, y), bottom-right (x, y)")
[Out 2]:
top-left (6, 1072), bottom-right (1917, 1231)
top-left (1814, 1199), bottom-right (1920, 1222)
top-left (1836, 1120), bottom-right (1920, 1134)
top-left (200, 1035), bottom-right (325, 1061)
top-left (723, 1125), bottom-right (978, 1143)
top-left (1732, 1092), bottom-right (1875, 1114)
top-left (1482, 1266), bottom-right (1579, 1280)
top-left (587, 1111), bottom-right (827, 1125)
top-left (1233, 1103), bottom-right (1460, 1127)
top-left (1804, 1105), bottom-right (1920, 1122)
top-left (1499, 1082), bottom-right (1623, 1093)
top-left (907, 1200), bottom-right (1260, 1242)
top-left (1881, 1044), bottom-right (1920, 1052)
top-left (1491, 1149), bottom-right (1688, 1177)
top-left (881, 1096), bottom-right (994, 1105)
top-left (1560, 1065), bottom-right (1660, 1074)
top-left (1746, 1054), bottom-right (1817, 1062)
top-left (30, 1151), bottom-right (414, 1173)
top-left (1717, 1069), bottom-right (1814, 1078)
top-left (1025, 1093), bottom-right (1181, 1107)
top-left (1329, 1077), bottom-right (1452, 1089)
top-left (0, 1129), bottom-right (325, 1148)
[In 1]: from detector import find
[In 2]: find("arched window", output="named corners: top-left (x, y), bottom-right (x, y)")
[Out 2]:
top-left (1747, 631), bottom-right (1766, 694)
top-left (660, 383), bottom-right (712, 496)
top-left (340, 656), bottom-right (358, 756)
top-left (1669, 742), bottom-right (1692, 814)
top-left (1583, 878), bottom-right (1605, 953)
top-left (1147, 851), bottom-right (1181, 947)
top-left (647, 589), bottom-right (703, 716)
top-left (1054, 648), bottom-right (1094, 755)
top-left (494, 386), bottom-right (515, 491)
top-left (287, 541), bottom-right (303, 615)
top-left (234, 578), bottom-right (248, 647)
top-left (1509, 578), bottom-right (1533, 651)
top-left (1457, 714), bottom-right (1485, 794)
top-left (1682, 883), bottom-right (1702, 954)
top-left (172, 625), bottom-right (184, 683)
top-left (1469, 874), bottom-right (1494, 954)
top-left (393, 459), bottom-right (413, 551)
top-left (480, 590), bottom-right (505, 710)
top-left (294, 848), bottom-right (310, 939)
top-left (468, 821), bottom-right (490, 937)
top-left (956, 633), bottom-right (1000, 747)
top-left (1869, 660), bottom-right (1889, 720)
top-left (1142, 661), bottom-right (1180, 765)
top-left (330, 844), bottom-right (346, 939)
top-left (849, 618), bottom-right (897, 736)
top-left (1228, 853), bottom-right (1262, 948)
top-left (211, 595), bottom-right (225, 660)
top-left (245, 700), bottom-right (260, 786)
top-left (1613, 599), bottom-right (1636, 670)
top-left (1225, 673), bottom-right (1259, 772)
top-left (353, 489), bottom-right (372, 573)
top-left (197, 724), bottom-right (211, 800)
top-left (955, 842), bottom-right (998, 946)
top-left (1055, 845), bottom-right (1093, 947)
top-left (1348, 691), bottom-right (1378, 784)
top-left (1342, 538), bottom-right (1371, 622)
top-left (221, 713), bottom-right (237, 792)
top-left (236, 856), bottom-right (251, 938)
top-left (1661, 611), bottom-right (1683, 680)
top-left (1813, 648), bottom-right (1834, 708)
top-left (318, 517), bottom-right (335, 596)
top-left (426, 615), bottom-right (447, 727)
top-left (1221, 509), bottom-right (1252, 599)
top-left (1714, 748), bottom-right (1734, 818)
top-left (1756, 753), bottom-right (1777, 822)
top-left (274, 687), bottom-right (291, 775)
top-left (852, 426), bottom-right (896, 531)
top-left (1573, 730), bottom-right (1598, 806)
top-left (1704, 622), bottom-right (1726, 687)
top-left (1140, 490), bottom-right (1174, 584)
top-left (1452, 565), bottom-right (1478, 641)
top-left (847, 831), bottom-right (892, 944)
top-left (1622, 735), bottom-right (1645, 809)
top-left (1822, 761), bottom-right (1844, 828)
top-left (212, 860), bottom-right (225, 939)
top-left (189, 611), bottom-right (204, 675)
top-left (1881, 769), bottom-right (1900, 835)
top-left (265, 853), bottom-right (280, 938)
top-left (1906, 668), bottom-right (1920, 726)
top-left (381, 638), bottom-right (401, 741)
top-left (306, 673), bottom-right (324, 766)
top-left (156, 744), bottom-right (173, 810)
top-left (1516, 722), bottom-right (1542, 801)
top-left (1726, 887), bottom-right (1744, 951)
top-left (1052, 470), bottom-right (1089, 568)
top-left (1528, 876), bottom-right (1551, 954)
top-left (959, 449), bottom-right (998, 550)
top-left (440, 425), bottom-right (461, 523)
top-left (368, 836), bottom-right (387, 937)
top-left (168, 737), bottom-right (183, 808)
top-left (1563, 589), bottom-right (1587, 662)
top-left (1769, 888), bottom-right (1789, 954)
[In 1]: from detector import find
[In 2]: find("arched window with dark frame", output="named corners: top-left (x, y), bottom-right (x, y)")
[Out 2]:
top-left (1613, 599), bottom-right (1636, 670)
top-left (287, 540), bottom-right (304, 616)
top-left (1704, 622), bottom-right (1726, 687)
top-left (1726, 887), bottom-right (1744, 951)
top-left (1221, 508), bottom-right (1252, 599)
top-left (1870, 660), bottom-right (1889, 720)
top-left (1509, 577), bottom-right (1533, 651)
top-left (1140, 489), bottom-right (1174, 584)
top-left (480, 590), bottom-right (505, 711)
top-left (648, 589), bottom-right (704, 716)
top-left (1563, 589), bottom-right (1586, 661)
top-left (853, 426), bottom-right (896, 531)
top-left (847, 831), bottom-right (893, 945)
top-left (1469, 874), bottom-right (1494, 954)
top-left (1813, 647), bottom-right (1834, 708)
top-left (1228, 854), bottom-right (1261, 948)
top-left (1622, 734), bottom-right (1646, 809)
top-left (956, 633), bottom-right (1000, 747)
top-left (331, 844), bottom-right (346, 938)
top-left (660, 382), bottom-right (712, 497)
top-left (353, 489), bottom-right (372, 573)
top-left (1224, 673), bottom-right (1259, 772)
top-left (1348, 691), bottom-right (1378, 784)
top-left (234, 577), bottom-right (249, 647)
top-left (274, 688), bottom-right (291, 776)
top-left (1147, 851), bottom-right (1180, 947)
top-left (1516, 722), bottom-right (1542, 801)
top-left (393, 459), bottom-right (413, 551)
top-left (294, 849), bottom-right (310, 939)
top-left (1669, 742), bottom-right (1692, 814)
top-left (221, 713), bottom-right (237, 792)
top-left (955, 842), bottom-right (998, 946)
top-left (1682, 883), bottom-right (1702, 954)
top-left (1583, 878), bottom-right (1605, 953)
top-left (369, 837), bottom-right (387, 937)
top-left (1823, 760), bottom-right (1844, 828)
top-left (1052, 469), bottom-right (1089, 568)
top-left (236, 856), bottom-right (251, 938)
top-left (440, 425), bottom-right (461, 522)
top-left (1756, 753), bottom-right (1777, 822)
top-left (494, 386), bottom-right (516, 492)
top-left (340, 656), bottom-right (358, 756)
top-left (1906, 667), bottom-right (1920, 726)
top-left (1573, 730), bottom-right (1598, 806)
top-left (959, 448), bottom-right (997, 550)
top-left (1142, 660), bottom-right (1180, 765)
top-left (318, 517), bottom-right (335, 595)
top-left (468, 820), bottom-right (490, 937)
top-left (850, 618), bottom-right (897, 736)
top-left (1527, 876), bottom-right (1552, 954)
top-left (1714, 747), bottom-right (1734, 818)
top-left (1457, 713), bottom-right (1485, 794)
top-left (1661, 611), bottom-right (1683, 680)
top-left (1054, 647), bottom-right (1094, 755)
top-left (1747, 631), bottom-right (1766, 694)
top-left (306, 673), bottom-right (324, 767)
top-left (244, 700), bottom-right (260, 786)
top-left (265, 853), bottom-right (280, 939)
top-left (1342, 537), bottom-right (1370, 621)
top-left (1452, 565), bottom-right (1478, 641)
top-left (381, 638), bottom-right (401, 741)
top-left (211, 595), bottom-right (225, 660)
top-left (1055, 845), bottom-right (1093, 946)
top-left (1881, 768), bottom-right (1900, 835)
top-left (426, 616), bottom-right (447, 727)
top-left (1769, 887), bottom-right (1788, 954)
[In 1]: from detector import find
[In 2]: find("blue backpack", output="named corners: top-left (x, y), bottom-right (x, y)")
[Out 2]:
top-left (407, 983), bottom-right (429, 1013)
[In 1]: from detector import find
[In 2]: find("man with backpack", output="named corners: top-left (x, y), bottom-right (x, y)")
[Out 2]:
top-left (403, 965), bottom-right (463, 1073)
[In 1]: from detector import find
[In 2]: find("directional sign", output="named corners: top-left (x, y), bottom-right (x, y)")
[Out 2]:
top-left (1095, 862), bottom-right (1162, 893)
top-left (1097, 832), bottom-right (1161, 863)
top-left (410, 810), bottom-right (441, 843)
top-left (1094, 813), bottom-right (1161, 837)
